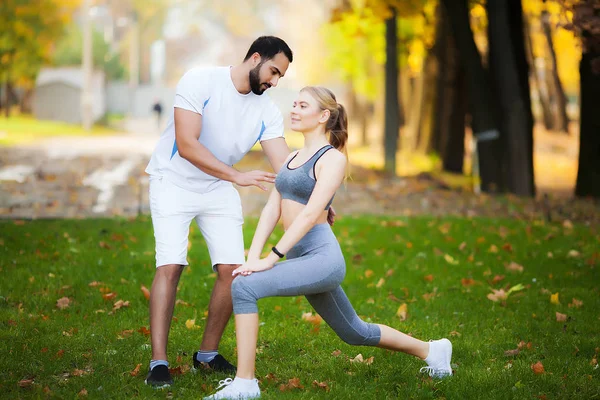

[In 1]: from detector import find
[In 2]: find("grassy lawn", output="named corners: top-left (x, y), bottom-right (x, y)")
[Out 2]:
top-left (1, 216), bottom-right (598, 399)
top-left (0, 115), bottom-right (119, 146)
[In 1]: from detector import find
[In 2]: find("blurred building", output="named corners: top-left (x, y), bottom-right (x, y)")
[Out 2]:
top-left (32, 67), bottom-right (106, 124)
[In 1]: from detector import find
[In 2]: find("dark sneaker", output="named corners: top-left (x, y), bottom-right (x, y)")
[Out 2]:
top-left (192, 352), bottom-right (237, 374)
top-left (144, 365), bottom-right (173, 388)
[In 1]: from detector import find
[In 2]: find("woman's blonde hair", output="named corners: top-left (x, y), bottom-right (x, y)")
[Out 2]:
top-left (300, 86), bottom-right (350, 179)
top-left (300, 86), bottom-right (348, 151)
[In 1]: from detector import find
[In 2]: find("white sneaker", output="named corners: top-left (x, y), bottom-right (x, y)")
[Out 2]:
top-left (203, 377), bottom-right (261, 399)
top-left (420, 338), bottom-right (453, 378)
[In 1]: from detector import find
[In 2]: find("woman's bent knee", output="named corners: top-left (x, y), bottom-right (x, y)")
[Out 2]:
top-left (231, 277), bottom-right (259, 314)
top-left (338, 323), bottom-right (381, 346)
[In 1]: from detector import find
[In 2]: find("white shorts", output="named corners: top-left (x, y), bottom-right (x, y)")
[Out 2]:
top-left (149, 176), bottom-right (245, 270)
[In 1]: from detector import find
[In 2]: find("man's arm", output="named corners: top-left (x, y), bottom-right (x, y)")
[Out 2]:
top-left (260, 137), bottom-right (290, 173)
top-left (175, 108), bottom-right (275, 190)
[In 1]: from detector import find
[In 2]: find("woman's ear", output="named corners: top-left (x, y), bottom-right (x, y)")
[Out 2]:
top-left (319, 109), bottom-right (330, 124)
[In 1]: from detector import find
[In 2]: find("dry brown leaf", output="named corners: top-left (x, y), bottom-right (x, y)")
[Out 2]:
top-left (185, 319), bottom-right (200, 330)
top-left (312, 380), bottom-right (330, 392)
top-left (56, 350), bottom-right (65, 358)
top-left (88, 281), bottom-right (102, 287)
top-left (102, 293), bottom-right (117, 301)
top-left (502, 243), bottom-right (513, 252)
top-left (264, 373), bottom-right (277, 382)
top-left (385, 269), bottom-right (394, 277)
top-left (491, 275), bottom-right (505, 285)
top-left (350, 354), bottom-right (364, 363)
top-left (113, 300), bottom-right (130, 311)
top-left (98, 241), bottom-right (111, 250)
top-left (506, 262), bottom-right (524, 273)
top-left (364, 270), bottom-right (374, 278)
top-left (332, 349), bottom-right (342, 357)
top-left (279, 378), bottom-right (304, 392)
top-left (556, 312), bottom-right (568, 322)
top-left (138, 326), bottom-right (151, 336)
top-left (364, 356), bottom-right (374, 365)
top-left (568, 298), bottom-right (583, 308)
top-left (176, 300), bottom-right (191, 307)
top-left (531, 361), bottom-right (545, 374)
top-left (376, 278), bottom-right (385, 288)
top-left (449, 331), bottom-right (461, 337)
top-left (459, 242), bottom-right (467, 251)
top-left (141, 285), bottom-right (151, 300)
top-left (18, 378), bottom-right (34, 388)
top-left (568, 250), bottom-right (580, 258)
top-left (423, 274), bottom-right (434, 282)
top-left (56, 297), bottom-right (70, 310)
top-left (504, 349), bottom-right (520, 356)
top-left (489, 245), bottom-right (499, 253)
top-left (461, 278), bottom-right (476, 287)
top-left (487, 289), bottom-right (508, 302)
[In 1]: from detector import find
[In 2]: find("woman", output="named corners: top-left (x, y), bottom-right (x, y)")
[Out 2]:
top-left (205, 87), bottom-right (452, 400)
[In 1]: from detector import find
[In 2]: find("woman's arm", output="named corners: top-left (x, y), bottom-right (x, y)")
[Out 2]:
top-left (233, 150), bottom-right (346, 276)
top-left (246, 188), bottom-right (282, 261)
top-left (270, 151), bottom-right (346, 257)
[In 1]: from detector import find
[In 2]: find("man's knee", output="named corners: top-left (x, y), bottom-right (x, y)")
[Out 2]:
top-left (155, 264), bottom-right (184, 284)
top-left (214, 264), bottom-right (240, 283)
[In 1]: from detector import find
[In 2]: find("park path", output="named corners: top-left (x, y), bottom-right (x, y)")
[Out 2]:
top-left (0, 119), bottom-right (598, 223)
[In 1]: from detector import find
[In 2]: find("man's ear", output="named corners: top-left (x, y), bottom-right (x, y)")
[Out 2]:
top-left (251, 52), bottom-right (262, 67)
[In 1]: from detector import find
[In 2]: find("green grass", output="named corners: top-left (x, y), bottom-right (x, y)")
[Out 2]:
top-left (1, 216), bottom-right (598, 399)
top-left (0, 115), bottom-right (119, 146)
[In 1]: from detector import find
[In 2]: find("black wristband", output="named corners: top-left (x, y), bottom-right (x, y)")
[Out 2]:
top-left (271, 246), bottom-right (284, 258)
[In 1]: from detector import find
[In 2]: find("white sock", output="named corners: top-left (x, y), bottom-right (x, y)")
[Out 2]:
top-left (424, 342), bottom-right (437, 364)
top-left (233, 376), bottom-right (257, 388)
top-left (150, 359), bottom-right (169, 370)
top-left (196, 350), bottom-right (218, 363)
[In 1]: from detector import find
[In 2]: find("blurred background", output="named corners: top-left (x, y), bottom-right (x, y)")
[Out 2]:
top-left (1, 0), bottom-right (599, 220)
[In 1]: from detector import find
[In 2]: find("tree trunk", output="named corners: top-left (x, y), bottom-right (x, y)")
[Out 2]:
top-left (383, 8), bottom-right (400, 175)
top-left (575, 50), bottom-right (600, 198)
top-left (509, 0), bottom-right (535, 196)
top-left (417, 52), bottom-right (438, 154)
top-left (442, 0), bottom-right (502, 192)
top-left (524, 17), bottom-right (554, 130)
top-left (541, 7), bottom-right (570, 133)
top-left (442, 66), bottom-right (467, 173)
top-left (4, 81), bottom-right (11, 118)
top-left (487, 0), bottom-right (535, 196)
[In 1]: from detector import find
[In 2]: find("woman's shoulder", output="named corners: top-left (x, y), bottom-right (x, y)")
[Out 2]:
top-left (321, 147), bottom-right (346, 165)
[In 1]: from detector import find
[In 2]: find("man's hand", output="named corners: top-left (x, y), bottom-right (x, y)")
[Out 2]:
top-left (327, 206), bottom-right (337, 226)
top-left (232, 257), bottom-right (276, 277)
top-left (234, 170), bottom-right (277, 191)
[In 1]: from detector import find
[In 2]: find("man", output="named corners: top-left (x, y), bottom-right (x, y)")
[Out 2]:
top-left (144, 36), bottom-right (334, 387)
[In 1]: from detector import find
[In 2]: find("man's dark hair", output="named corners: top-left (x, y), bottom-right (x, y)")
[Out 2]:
top-left (243, 36), bottom-right (293, 63)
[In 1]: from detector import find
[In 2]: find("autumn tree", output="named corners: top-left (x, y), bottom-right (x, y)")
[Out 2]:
top-left (0, 0), bottom-right (79, 117)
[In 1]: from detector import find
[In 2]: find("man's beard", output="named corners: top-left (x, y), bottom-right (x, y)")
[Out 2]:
top-left (249, 62), bottom-right (270, 95)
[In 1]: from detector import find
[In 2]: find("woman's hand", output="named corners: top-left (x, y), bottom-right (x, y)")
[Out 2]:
top-left (232, 257), bottom-right (276, 277)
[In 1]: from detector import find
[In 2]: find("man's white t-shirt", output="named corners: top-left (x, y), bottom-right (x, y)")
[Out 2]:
top-left (146, 66), bottom-right (284, 193)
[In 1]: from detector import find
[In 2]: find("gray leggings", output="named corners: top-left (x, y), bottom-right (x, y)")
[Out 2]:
top-left (231, 223), bottom-right (381, 346)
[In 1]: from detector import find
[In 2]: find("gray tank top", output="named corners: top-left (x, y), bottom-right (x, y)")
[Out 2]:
top-left (275, 145), bottom-right (335, 210)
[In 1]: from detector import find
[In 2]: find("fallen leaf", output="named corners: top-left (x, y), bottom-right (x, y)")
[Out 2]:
top-left (531, 361), bottom-right (545, 375)
top-left (367, 298), bottom-right (374, 304)
top-left (489, 245), bottom-right (499, 253)
top-left (562, 220), bottom-right (573, 229)
top-left (423, 274), bottom-right (434, 282)
top-left (264, 373), bottom-right (277, 382)
top-left (550, 293), bottom-right (560, 305)
top-left (176, 300), bottom-right (191, 307)
top-left (18, 378), bottom-right (34, 388)
top-left (444, 254), bottom-right (459, 265)
top-left (312, 380), bottom-right (330, 392)
top-left (491, 275), bottom-right (505, 284)
top-left (459, 242), bottom-right (467, 251)
top-left (138, 326), bottom-right (151, 336)
top-left (487, 289), bottom-right (508, 302)
top-left (140, 285), bottom-right (151, 300)
top-left (385, 269), bottom-right (394, 277)
top-left (113, 300), bottom-right (130, 311)
top-left (98, 241), bottom-right (111, 250)
top-left (88, 281), bottom-right (102, 287)
top-left (556, 312), bottom-right (567, 322)
top-left (461, 278), bottom-right (476, 287)
top-left (301, 312), bottom-right (323, 326)
top-left (56, 350), bottom-right (65, 358)
top-left (364, 270), bottom-right (374, 278)
top-left (71, 369), bottom-right (87, 377)
top-left (506, 262), bottom-right (524, 273)
top-left (396, 303), bottom-right (407, 321)
top-left (504, 349), bottom-right (520, 356)
top-left (78, 388), bottom-right (88, 397)
top-left (502, 243), bottom-right (513, 252)
top-left (547, 252), bottom-right (553, 258)
top-left (449, 331), bottom-right (461, 337)
top-left (118, 329), bottom-right (134, 338)
top-left (102, 293), bottom-right (117, 301)
top-left (56, 297), bottom-right (70, 310)
top-left (279, 378), bottom-right (304, 392)
top-left (376, 278), bottom-right (385, 288)
top-left (568, 298), bottom-right (583, 308)
top-left (568, 250), bottom-right (580, 258)
top-left (350, 354), bottom-right (364, 363)
top-left (185, 319), bottom-right (200, 330)
top-left (332, 349), bottom-right (342, 357)
top-left (364, 356), bottom-right (374, 365)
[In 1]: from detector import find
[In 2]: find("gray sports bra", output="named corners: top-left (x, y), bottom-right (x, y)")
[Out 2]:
top-left (275, 145), bottom-right (335, 210)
